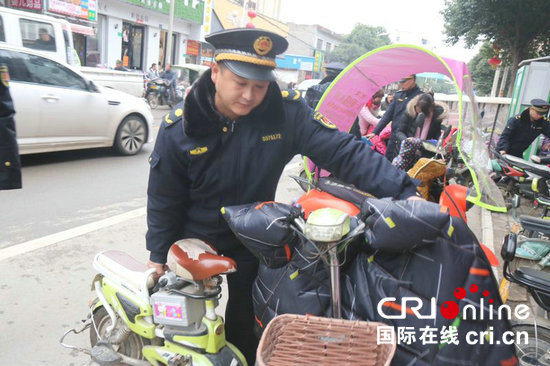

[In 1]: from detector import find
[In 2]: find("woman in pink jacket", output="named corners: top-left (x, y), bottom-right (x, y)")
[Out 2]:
top-left (358, 89), bottom-right (384, 136)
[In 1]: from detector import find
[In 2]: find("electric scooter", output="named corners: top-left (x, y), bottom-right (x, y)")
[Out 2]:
top-left (60, 239), bottom-right (247, 366)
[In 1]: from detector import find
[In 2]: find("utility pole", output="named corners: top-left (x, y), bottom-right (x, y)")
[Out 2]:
top-left (166, 0), bottom-right (176, 66)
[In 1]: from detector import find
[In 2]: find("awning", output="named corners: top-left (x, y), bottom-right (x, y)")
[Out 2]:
top-left (70, 23), bottom-right (95, 36)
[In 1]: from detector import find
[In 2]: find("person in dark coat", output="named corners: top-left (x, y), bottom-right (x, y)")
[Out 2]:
top-left (367, 75), bottom-right (423, 161)
top-left (304, 61), bottom-right (346, 109)
top-left (0, 64), bottom-right (21, 190)
top-left (496, 98), bottom-right (550, 158)
top-left (145, 28), bottom-right (421, 365)
top-left (394, 93), bottom-right (449, 145)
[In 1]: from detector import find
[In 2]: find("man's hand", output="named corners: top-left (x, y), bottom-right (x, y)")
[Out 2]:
top-left (407, 195), bottom-right (425, 201)
top-left (147, 260), bottom-right (169, 281)
top-left (499, 150), bottom-right (506, 155)
top-left (366, 133), bottom-right (376, 140)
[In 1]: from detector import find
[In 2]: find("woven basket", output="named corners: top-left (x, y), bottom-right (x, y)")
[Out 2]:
top-left (256, 314), bottom-right (396, 366)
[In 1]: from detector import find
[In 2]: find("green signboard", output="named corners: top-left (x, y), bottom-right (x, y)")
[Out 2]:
top-left (123, 0), bottom-right (204, 24)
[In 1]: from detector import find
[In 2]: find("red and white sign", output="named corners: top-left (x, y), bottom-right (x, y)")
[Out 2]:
top-left (10, 0), bottom-right (42, 11)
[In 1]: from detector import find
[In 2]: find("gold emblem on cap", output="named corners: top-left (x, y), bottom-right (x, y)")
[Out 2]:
top-left (253, 36), bottom-right (273, 56)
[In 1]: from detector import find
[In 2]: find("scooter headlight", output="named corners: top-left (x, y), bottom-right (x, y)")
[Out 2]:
top-left (305, 208), bottom-right (350, 242)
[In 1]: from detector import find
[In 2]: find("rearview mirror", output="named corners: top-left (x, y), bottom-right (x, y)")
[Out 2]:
top-left (88, 80), bottom-right (99, 92)
top-left (500, 233), bottom-right (517, 262)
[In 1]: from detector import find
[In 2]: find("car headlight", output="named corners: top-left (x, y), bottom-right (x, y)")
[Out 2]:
top-left (305, 208), bottom-right (350, 242)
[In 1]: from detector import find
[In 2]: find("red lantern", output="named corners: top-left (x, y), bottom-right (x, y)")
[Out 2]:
top-left (247, 10), bottom-right (257, 18)
top-left (488, 56), bottom-right (502, 70)
top-left (246, 22), bottom-right (256, 28)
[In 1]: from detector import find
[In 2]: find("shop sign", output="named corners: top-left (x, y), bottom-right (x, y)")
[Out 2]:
top-left (122, 0), bottom-right (204, 24)
top-left (187, 40), bottom-right (200, 56)
top-left (48, 0), bottom-right (97, 21)
top-left (10, 0), bottom-right (42, 11)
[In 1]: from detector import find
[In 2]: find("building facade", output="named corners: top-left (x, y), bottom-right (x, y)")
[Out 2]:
top-left (5, 0), bottom-right (205, 70)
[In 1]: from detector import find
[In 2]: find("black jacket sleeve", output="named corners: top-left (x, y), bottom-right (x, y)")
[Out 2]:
top-left (395, 112), bottom-right (414, 143)
top-left (291, 104), bottom-right (418, 200)
top-left (146, 121), bottom-right (191, 264)
top-left (496, 116), bottom-right (516, 153)
top-left (0, 68), bottom-right (21, 190)
top-left (373, 98), bottom-right (396, 135)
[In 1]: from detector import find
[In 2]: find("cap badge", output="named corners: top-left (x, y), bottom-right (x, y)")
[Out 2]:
top-left (0, 65), bottom-right (9, 88)
top-left (253, 36), bottom-right (273, 56)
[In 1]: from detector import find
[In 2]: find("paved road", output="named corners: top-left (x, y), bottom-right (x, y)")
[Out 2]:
top-left (0, 107), bottom-right (168, 249)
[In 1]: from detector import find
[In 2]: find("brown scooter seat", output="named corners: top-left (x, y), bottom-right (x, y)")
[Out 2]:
top-left (167, 239), bottom-right (237, 281)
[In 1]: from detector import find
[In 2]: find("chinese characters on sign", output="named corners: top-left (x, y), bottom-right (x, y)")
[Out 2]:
top-left (10, 0), bottom-right (42, 11)
top-left (48, 0), bottom-right (97, 21)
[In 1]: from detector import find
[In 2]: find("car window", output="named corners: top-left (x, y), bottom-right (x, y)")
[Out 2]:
top-left (0, 49), bottom-right (33, 83)
top-left (20, 19), bottom-right (57, 52)
top-left (22, 53), bottom-right (87, 90)
top-left (0, 16), bottom-right (5, 42)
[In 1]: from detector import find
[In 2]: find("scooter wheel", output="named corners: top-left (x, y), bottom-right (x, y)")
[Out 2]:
top-left (90, 306), bottom-right (150, 360)
top-left (148, 95), bottom-right (159, 109)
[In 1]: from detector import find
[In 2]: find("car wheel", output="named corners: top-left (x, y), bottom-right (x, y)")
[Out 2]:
top-left (114, 116), bottom-right (147, 156)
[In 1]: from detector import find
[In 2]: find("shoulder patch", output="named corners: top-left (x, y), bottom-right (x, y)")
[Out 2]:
top-left (281, 89), bottom-right (302, 101)
top-left (162, 107), bottom-right (183, 128)
top-left (312, 111), bottom-right (337, 130)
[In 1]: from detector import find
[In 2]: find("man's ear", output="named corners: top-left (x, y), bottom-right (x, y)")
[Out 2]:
top-left (211, 63), bottom-right (219, 83)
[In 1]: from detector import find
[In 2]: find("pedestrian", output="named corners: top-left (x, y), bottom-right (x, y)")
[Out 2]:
top-left (358, 89), bottom-right (384, 136)
top-left (305, 61), bottom-right (346, 108)
top-left (145, 28), bottom-right (421, 365)
top-left (147, 63), bottom-right (159, 80)
top-left (0, 64), bottom-right (21, 190)
top-left (381, 92), bottom-right (394, 111)
top-left (114, 59), bottom-right (126, 71)
top-left (496, 98), bottom-right (550, 158)
top-left (394, 93), bottom-right (449, 145)
top-left (367, 74), bottom-right (423, 161)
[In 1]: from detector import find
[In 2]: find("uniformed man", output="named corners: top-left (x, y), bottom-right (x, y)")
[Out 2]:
top-left (145, 28), bottom-right (421, 364)
top-left (304, 61), bottom-right (346, 109)
top-left (0, 64), bottom-right (21, 190)
top-left (497, 98), bottom-right (550, 158)
top-left (367, 74), bottom-right (423, 161)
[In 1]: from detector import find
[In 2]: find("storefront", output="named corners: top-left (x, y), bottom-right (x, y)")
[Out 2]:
top-left (46, 0), bottom-right (97, 66)
top-left (121, 21), bottom-right (144, 69)
top-left (94, 0), bottom-right (203, 71)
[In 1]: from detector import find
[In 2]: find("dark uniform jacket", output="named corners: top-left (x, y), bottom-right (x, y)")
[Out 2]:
top-left (496, 108), bottom-right (550, 158)
top-left (146, 69), bottom-right (419, 263)
top-left (0, 65), bottom-right (21, 190)
top-left (394, 95), bottom-right (449, 144)
top-left (372, 85), bottom-right (423, 161)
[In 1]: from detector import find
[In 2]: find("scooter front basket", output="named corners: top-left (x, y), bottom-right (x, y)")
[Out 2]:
top-left (256, 314), bottom-right (396, 366)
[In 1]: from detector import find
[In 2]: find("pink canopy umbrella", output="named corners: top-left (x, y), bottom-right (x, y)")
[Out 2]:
top-left (304, 44), bottom-right (505, 212)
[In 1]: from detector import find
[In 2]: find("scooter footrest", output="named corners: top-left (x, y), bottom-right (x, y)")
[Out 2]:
top-left (91, 341), bottom-right (122, 365)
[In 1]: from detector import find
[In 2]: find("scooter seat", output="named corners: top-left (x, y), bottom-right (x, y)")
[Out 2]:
top-left (503, 154), bottom-right (550, 179)
top-left (519, 215), bottom-right (550, 236)
top-left (94, 251), bottom-right (155, 293)
top-left (514, 266), bottom-right (550, 294)
top-left (167, 239), bottom-right (237, 281)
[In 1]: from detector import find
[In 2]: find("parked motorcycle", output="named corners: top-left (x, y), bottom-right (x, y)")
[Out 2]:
top-left (146, 79), bottom-right (183, 109)
top-left (492, 152), bottom-right (550, 216)
top-left (501, 231), bottom-right (550, 365)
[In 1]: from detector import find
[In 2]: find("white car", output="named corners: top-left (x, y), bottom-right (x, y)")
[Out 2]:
top-left (296, 78), bottom-right (322, 94)
top-left (0, 45), bottom-right (154, 156)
